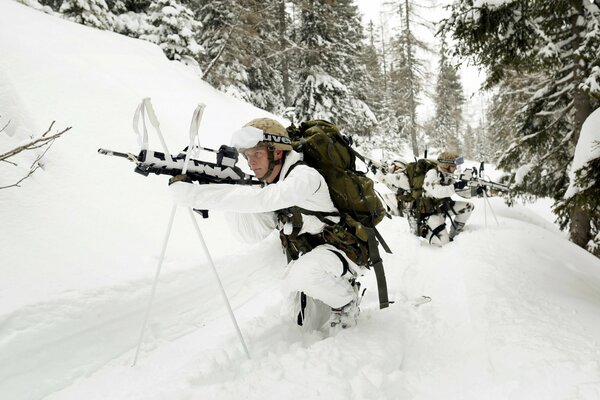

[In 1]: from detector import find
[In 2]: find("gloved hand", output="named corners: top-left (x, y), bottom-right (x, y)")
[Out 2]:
top-left (471, 185), bottom-right (486, 197)
top-left (459, 169), bottom-right (473, 181)
top-left (453, 180), bottom-right (468, 190)
top-left (169, 175), bottom-right (196, 207)
top-left (369, 162), bottom-right (379, 175)
top-left (168, 174), bottom-right (192, 186)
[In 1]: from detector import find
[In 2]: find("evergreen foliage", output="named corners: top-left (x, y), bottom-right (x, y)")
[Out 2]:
top-left (442, 0), bottom-right (600, 253)
top-left (293, 0), bottom-right (376, 135)
top-left (59, 0), bottom-right (115, 29)
top-left (387, 0), bottom-right (430, 157)
top-left (140, 0), bottom-right (202, 61)
top-left (462, 124), bottom-right (475, 160)
top-left (195, 0), bottom-right (284, 113)
top-left (357, 21), bottom-right (404, 156)
top-left (428, 41), bottom-right (465, 153)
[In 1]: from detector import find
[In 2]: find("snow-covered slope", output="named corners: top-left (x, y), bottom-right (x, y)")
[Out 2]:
top-left (1, 2), bottom-right (600, 400)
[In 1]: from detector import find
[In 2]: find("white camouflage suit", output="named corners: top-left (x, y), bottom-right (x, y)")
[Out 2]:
top-left (170, 150), bottom-right (361, 330)
top-left (422, 167), bottom-right (474, 246)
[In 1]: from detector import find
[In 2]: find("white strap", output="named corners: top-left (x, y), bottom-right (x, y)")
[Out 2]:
top-left (132, 101), bottom-right (148, 150)
top-left (141, 98), bottom-right (173, 162)
top-left (182, 104), bottom-right (206, 174)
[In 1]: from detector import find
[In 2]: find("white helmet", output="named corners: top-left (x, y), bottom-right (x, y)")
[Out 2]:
top-left (230, 118), bottom-right (293, 152)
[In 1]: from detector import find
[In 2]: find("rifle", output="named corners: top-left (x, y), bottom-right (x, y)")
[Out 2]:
top-left (456, 165), bottom-right (511, 196)
top-left (98, 145), bottom-right (261, 186)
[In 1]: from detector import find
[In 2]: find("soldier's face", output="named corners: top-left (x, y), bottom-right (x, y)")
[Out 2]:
top-left (243, 147), bottom-right (269, 177)
top-left (243, 147), bottom-right (283, 182)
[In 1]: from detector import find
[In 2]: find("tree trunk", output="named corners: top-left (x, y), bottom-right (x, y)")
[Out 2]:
top-left (279, 0), bottom-right (291, 107)
top-left (570, 205), bottom-right (591, 249)
top-left (567, 0), bottom-right (593, 249)
top-left (404, 0), bottom-right (419, 157)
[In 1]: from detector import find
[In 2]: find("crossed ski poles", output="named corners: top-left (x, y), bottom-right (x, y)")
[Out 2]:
top-left (131, 98), bottom-right (250, 366)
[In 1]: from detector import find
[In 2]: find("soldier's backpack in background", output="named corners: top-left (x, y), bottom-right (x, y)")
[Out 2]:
top-left (286, 120), bottom-right (391, 309)
top-left (395, 158), bottom-right (440, 215)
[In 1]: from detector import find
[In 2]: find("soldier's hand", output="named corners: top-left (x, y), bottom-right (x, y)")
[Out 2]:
top-left (471, 185), bottom-right (486, 197)
top-left (454, 180), bottom-right (468, 190)
top-left (459, 169), bottom-right (473, 181)
top-left (168, 174), bottom-right (192, 186)
top-left (369, 162), bottom-right (379, 174)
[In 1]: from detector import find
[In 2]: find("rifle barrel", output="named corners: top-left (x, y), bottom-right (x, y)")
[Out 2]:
top-left (98, 148), bottom-right (137, 161)
top-left (474, 178), bottom-right (510, 191)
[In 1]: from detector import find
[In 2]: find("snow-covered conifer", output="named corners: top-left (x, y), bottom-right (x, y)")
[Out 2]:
top-left (428, 41), bottom-right (465, 153)
top-left (442, 0), bottom-right (600, 252)
top-left (196, 0), bottom-right (284, 113)
top-left (140, 0), bottom-right (202, 61)
top-left (59, 0), bottom-right (116, 29)
top-left (386, 0), bottom-right (429, 157)
top-left (293, 0), bottom-right (375, 135)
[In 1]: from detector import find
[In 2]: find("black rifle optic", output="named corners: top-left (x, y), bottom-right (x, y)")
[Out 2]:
top-left (98, 145), bottom-right (261, 186)
top-left (457, 165), bottom-right (511, 195)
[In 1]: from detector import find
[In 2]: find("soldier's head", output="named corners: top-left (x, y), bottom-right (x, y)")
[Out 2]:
top-left (230, 118), bottom-right (292, 183)
top-left (437, 150), bottom-right (463, 174)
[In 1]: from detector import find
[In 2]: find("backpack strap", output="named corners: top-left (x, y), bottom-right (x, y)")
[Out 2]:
top-left (373, 227), bottom-right (392, 254)
top-left (364, 226), bottom-right (390, 309)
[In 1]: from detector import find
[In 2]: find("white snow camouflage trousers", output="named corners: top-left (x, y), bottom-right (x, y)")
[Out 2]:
top-left (281, 243), bottom-right (361, 330)
top-left (424, 200), bottom-right (473, 246)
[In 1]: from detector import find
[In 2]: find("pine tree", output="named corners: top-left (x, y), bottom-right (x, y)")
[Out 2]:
top-left (244, 0), bottom-right (286, 113)
top-left (462, 124), bottom-right (475, 159)
top-left (195, 0), bottom-right (284, 113)
top-left (59, 0), bottom-right (115, 29)
top-left (140, 0), bottom-right (202, 61)
top-left (442, 0), bottom-right (600, 252)
top-left (335, 0), bottom-right (377, 135)
top-left (293, 0), bottom-right (375, 134)
top-left (195, 0), bottom-right (238, 85)
top-left (428, 40), bottom-right (465, 153)
top-left (387, 0), bottom-right (430, 157)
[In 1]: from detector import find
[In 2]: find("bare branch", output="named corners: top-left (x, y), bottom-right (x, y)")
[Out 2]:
top-left (0, 122), bottom-right (70, 162)
top-left (0, 121), bottom-right (71, 189)
top-left (0, 118), bottom-right (10, 133)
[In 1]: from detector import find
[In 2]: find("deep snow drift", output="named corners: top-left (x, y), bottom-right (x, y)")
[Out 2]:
top-left (1, 2), bottom-right (600, 399)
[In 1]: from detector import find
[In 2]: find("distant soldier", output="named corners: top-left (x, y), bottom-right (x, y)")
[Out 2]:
top-left (420, 151), bottom-right (474, 245)
top-left (376, 151), bottom-right (474, 246)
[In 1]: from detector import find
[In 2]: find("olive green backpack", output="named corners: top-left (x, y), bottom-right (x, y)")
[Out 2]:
top-left (396, 158), bottom-right (445, 215)
top-left (286, 120), bottom-right (391, 309)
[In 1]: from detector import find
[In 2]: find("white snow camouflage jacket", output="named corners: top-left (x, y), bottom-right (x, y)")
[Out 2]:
top-left (170, 150), bottom-right (338, 243)
top-left (423, 168), bottom-right (456, 199)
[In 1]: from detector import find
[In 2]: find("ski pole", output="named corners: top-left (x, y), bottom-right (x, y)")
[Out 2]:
top-left (131, 101), bottom-right (199, 366)
top-left (187, 208), bottom-right (251, 359)
top-left (483, 190), bottom-right (500, 226)
top-left (132, 204), bottom-right (177, 366)
top-left (184, 104), bottom-right (251, 359)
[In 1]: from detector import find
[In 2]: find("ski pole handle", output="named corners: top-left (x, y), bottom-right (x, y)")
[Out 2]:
top-left (143, 98), bottom-right (160, 128)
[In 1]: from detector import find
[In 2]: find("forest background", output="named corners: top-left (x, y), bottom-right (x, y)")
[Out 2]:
top-left (10, 0), bottom-right (600, 256)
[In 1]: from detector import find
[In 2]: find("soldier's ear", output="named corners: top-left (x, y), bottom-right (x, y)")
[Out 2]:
top-left (274, 149), bottom-right (284, 160)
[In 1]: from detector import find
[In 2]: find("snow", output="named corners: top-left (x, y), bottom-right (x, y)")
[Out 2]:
top-left (472, 0), bottom-right (516, 8)
top-left (1, 1), bottom-right (600, 400)
top-left (565, 107), bottom-right (600, 198)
